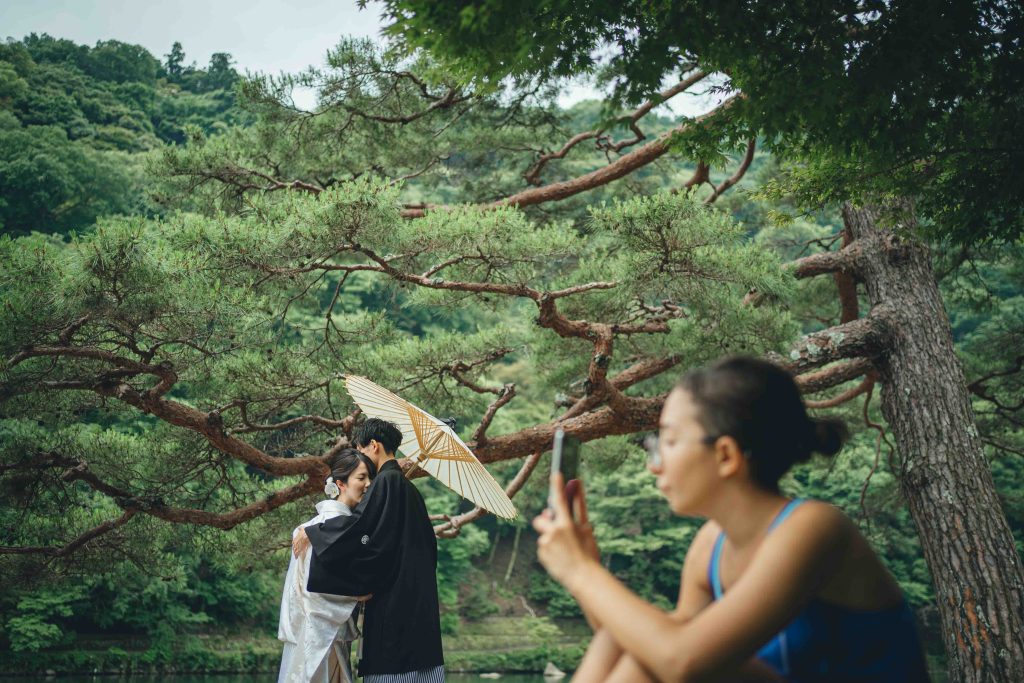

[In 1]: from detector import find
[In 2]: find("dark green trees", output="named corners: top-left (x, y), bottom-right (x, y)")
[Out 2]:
top-left (374, 2), bottom-right (1024, 680)
top-left (3, 20), bottom-right (1023, 679)
top-left (0, 36), bottom-right (250, 235)
top-left (164, 42), bottom-right (185, 81)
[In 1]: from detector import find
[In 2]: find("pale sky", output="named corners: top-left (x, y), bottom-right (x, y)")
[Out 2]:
top-left (1, 0), bottom-right (716, 116)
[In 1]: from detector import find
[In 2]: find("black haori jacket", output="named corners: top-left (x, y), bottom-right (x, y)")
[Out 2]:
top-left (306, 459), bottom-right (444, 675)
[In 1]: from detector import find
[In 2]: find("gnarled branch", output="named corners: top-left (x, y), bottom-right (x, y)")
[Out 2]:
top-left (473, 384), bottom-right (517, 446)
top-left (806, 373), bottom-right (876, 410)
top-left (523, 71), bottom-right (708, 186)
top-left (787, 241), bottom-right (866, 280)
top-left (401, 96), bottom-right (739, 218)
top-left (229, 401), bottom-right (355, 434)
top-left (704, 138), bottom-right (757, 205)
top-left (783, 310), bottom-right (890, 375)
top-left (340, 86), bottom-right (471, 125)
top-left (0, 510), bottom-right (136, 557)
top-left (795, 358), bottom-right (874, 394)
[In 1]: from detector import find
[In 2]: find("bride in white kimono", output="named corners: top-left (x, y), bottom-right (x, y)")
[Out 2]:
top-left (278, 448), bottom-right (376, 683)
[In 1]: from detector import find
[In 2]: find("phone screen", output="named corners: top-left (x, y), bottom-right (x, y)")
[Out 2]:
top-left (559, 434), bottom-right (580, 481)
top-left (551, 429), bottom-right (582, 512)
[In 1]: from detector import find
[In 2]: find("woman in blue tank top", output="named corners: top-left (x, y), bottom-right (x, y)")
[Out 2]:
top-left (533, 356), bottom-right (930, 682)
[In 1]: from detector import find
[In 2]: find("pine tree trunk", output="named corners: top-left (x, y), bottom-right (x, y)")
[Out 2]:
top-left (843, 202), bottom-right (1024, 682)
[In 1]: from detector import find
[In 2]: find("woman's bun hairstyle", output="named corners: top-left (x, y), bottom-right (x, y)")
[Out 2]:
top-left (676, 356), bottom-right (850, 491)
top-left (810, 417), bottom-right (849, 458)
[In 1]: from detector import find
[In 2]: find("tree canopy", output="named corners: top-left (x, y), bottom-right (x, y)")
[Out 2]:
top-left (377, 0), bottom-right (1024, 244)
top-left (0, 35), bottom-right (250, 235)
top-left (2, 28), bottom-right (1023, 680)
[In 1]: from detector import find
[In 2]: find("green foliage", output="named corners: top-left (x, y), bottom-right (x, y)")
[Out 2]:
top-left (0, 165), bottom-right (794, 664)
top-left (0, 538), bottom-right (282, 657)
top-left (570, 438), bottom-right (694, 607)
top-left (2, 633), bottom-right (284, 675)
top-left (940, 241), bottom-right (1024, 556)
top-left (528, 573), bottom-right (582, 618)
top-left (0, 35), bottom-right (251, 235)
top-left (4, 586), bottom-right (86, 651)
top-left (4, 25), bottom-right (1021, 675)
top-left (164, 43), bottom-right (186, 81)
top-left (380, 0), bottom-right (1024, 244)
top-left (0, 115), bottom-right (138, 233)
top-left (151, 37), bottom-right (699, 221)
top-left (459, 583), bottom-right (501, 621)
top-left (419, 479), bottom-right (493, 611)
top-left (443, 616), bottom-right (586, 672)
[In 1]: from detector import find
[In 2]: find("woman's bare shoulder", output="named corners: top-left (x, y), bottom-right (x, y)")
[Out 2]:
top-left (683, 520), bottom-right (722, 569)
top-left (671, 520), bottom-right (721, 619)
top-left (762, 499), bottom-right (855, 564)
top-left (790, 499), bottom-right (853, 533)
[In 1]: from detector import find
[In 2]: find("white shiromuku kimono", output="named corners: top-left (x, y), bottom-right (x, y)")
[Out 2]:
top-left (278, 499), bottom-right (361, 683)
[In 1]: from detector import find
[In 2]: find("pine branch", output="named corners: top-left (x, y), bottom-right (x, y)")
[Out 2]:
top-left (0, 510), bottom-right (136, 557)
top-left (3, 346), bottom-right (327, 477)
top-left (795, 358), bottom-right (874, 394)
top-left (401, 96), bottom-right (740, 218)
top-left (806, 373), bottom-right (876, 409)
top-left (787, 241), bottom-right (866, 280)
top-left (472, 384), bottom-right (517, 445)
top-left (783, 310), bottom-right (890, 374)
top-left (523, 71), bottom-right (707, 185)
top-left (704, 139), bottom-right (757, 204)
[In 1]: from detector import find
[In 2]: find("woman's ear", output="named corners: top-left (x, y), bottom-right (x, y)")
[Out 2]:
top-left (713, 436), bottom-right (746, 479)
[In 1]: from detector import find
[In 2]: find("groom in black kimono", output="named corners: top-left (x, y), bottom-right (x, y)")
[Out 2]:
top-left (293, 418), bottom-right (445, 681)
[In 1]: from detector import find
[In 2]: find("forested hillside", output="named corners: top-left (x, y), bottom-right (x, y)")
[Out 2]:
top-left (1, 32), bottom-right (1021, 679)
top-left (0, 34), bottom-right (249, 235)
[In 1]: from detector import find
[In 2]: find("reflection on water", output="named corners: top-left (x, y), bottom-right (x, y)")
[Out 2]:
top-left (1, 676), bottom-right (548, 683)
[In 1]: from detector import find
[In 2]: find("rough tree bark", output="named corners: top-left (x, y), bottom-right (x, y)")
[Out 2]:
top-left (843, 202), bottom-right (1024, 683)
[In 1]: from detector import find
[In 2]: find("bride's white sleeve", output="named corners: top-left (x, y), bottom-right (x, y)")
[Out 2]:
top-left (277, 526), bottom-right (303, 643)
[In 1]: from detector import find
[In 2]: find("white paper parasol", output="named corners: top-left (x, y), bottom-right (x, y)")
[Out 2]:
top-left (343, 375), bottom-right (518, 519)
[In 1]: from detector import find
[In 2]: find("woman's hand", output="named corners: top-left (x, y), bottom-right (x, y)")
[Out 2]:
top-left (532, 472), bottom-right (601, 591)
top-left (572, 480), bottom-right (600, 564)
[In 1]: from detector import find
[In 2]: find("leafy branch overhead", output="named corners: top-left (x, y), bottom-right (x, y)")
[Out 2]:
top-left (1, 172), bottom-right (870, 554)
top-left (2, 40), bottom-right (914, 559)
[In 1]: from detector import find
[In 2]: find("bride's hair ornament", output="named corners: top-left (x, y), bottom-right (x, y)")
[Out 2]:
top-left (324, 476), bottom-right (341, 498)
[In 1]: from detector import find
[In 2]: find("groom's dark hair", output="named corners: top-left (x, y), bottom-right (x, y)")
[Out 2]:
top-left (353, 418), bottom-right (403, 455)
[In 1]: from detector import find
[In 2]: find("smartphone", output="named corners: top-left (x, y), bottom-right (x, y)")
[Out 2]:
top-left (551, 429), bottom-right (582, 515)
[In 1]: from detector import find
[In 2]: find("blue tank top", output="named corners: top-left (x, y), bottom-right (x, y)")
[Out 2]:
top-left (708, 500), bottom-right (931, 683)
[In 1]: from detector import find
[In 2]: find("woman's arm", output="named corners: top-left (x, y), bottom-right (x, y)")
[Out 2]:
top-left (602, 654), bottom-right (787, 683)
top-left (577, 523), bottom-right (717, 682)
top-left (575, 524), bottom-right (785, 683)
top-left (536, 479), bottom-right (850, 682)
top-left (571, 484), bottom-right (605, 632)
top-left (573, 629), bottom-right (627, 682)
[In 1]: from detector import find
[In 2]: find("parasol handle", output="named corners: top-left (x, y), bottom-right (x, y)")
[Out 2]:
top-left (404, 456), bottom-right (423, 479)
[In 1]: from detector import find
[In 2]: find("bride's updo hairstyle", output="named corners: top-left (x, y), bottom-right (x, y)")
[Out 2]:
top-left (328, 448), bottom-right (378, 483)
top-left (677, 356), bottom-right (849, 491)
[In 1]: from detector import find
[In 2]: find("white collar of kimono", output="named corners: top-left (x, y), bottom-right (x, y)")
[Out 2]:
top-left (316, 499), bottom-right (351, 515)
